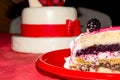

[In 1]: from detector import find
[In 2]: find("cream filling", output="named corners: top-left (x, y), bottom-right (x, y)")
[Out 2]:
top-left (64, 51), bottom-right (120, 69)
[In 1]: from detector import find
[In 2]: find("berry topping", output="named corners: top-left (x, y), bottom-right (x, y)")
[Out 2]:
top-left (76, 43), bottom-right (120, 56)
top-left (87, 18), bottom-right (101, 32)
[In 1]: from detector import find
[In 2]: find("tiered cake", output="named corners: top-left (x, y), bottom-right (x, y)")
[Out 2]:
top-left (11, 0), bottom-right (81, 53)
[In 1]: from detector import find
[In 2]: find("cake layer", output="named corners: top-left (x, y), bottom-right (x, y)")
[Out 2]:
top-left (70, 57), bottom-right (120, 72)
top-left (22, 7), bottom-right (77, 24)
top-left (72, 29), bottom-right (120, 54)
top-left (11, 35), bottom-right (76, 53)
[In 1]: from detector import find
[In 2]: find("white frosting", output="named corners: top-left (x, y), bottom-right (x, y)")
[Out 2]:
top-left (22, 7), bottom-right (77, 24)
top-left (70, 33), bottom-right (83, 54)
top-left (64, 56), bottom-right (70, 69)
top-left (11, 7), bottom-right (78, 54)
top-left (28, 0), bottom-right (42, 7)
top-left (11, 36), bottom-right (76, 53)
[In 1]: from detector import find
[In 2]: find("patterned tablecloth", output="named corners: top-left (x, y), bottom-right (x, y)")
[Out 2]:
top-left (0, 34), bottom-right (59, 80)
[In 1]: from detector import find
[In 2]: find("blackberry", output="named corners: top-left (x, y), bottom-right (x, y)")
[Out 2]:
top-left (87, 18), bottom-right (101, 32)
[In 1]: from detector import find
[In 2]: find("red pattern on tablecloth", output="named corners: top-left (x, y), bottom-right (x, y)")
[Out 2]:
top-left (0, 34), bottom-right (59, 80)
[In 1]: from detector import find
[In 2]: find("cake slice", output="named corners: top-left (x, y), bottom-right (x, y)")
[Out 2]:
top-left (68, 19), bottom-right (120, 73)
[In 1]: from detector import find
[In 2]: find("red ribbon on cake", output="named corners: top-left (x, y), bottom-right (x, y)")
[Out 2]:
top-left (66, 19), bottom-right (81, 36)
top-left (21, 19), bottom-right (81, 37)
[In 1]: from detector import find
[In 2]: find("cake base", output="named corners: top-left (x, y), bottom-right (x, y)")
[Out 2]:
top-left (11, 35), bottom-right (76, 54)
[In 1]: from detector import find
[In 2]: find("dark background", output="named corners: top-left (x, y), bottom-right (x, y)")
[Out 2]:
top-left (8, 0), bottom-right (118, 26)
top-left (64, 0), bottom-right (117, 26)
top-left (0, 0), bottom-right (118, 33)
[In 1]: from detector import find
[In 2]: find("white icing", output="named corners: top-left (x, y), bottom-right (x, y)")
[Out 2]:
top-left (70, 33), bottom-right (84, 54)
top-left (28, 0), bottom-right (42, 7)
top-left (22, 7), bottom-right (77, 24)
top-left (64, 56), bottom-right (70, 69)
top-left (11, 35), bottom-right (76, 53)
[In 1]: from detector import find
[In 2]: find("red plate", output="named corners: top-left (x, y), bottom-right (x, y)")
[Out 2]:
top-left (35, 49), bottom-right (120, 80)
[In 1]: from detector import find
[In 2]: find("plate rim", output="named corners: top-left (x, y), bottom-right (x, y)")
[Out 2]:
top-left (35, 49), bottom-right (120, 79)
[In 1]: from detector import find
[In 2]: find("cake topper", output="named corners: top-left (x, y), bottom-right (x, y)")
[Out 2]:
top-left (39, 0), bottom-right (65, 6)
top-left (28, 0), bottom-right (65, 7)
top-left (28, 0), bottom-right (42, 7)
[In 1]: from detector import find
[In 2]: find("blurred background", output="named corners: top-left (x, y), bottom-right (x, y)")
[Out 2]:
top-left (0, 0), bottom-right (117, 33)
top-left (0, 0), bottom-right (13, 33)
top-left (0, 0), bottom-right (28, 33)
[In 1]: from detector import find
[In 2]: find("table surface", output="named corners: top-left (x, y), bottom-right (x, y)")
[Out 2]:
top-left (0, 34), bottom-right (60, 80)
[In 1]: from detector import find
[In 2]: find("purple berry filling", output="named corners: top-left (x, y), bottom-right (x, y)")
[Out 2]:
top-left (76, 43), bottom-right (120, 56)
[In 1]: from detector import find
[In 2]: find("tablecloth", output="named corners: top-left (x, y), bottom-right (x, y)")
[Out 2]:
top-left (0, 34), bottom-right (60, 80)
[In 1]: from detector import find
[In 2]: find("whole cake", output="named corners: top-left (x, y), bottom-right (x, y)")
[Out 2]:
top-left (65, 19), bottom-right (120, 73)
top-left (11, 0), bottom-right (81, 53)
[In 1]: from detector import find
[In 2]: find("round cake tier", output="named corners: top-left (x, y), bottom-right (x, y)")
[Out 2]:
top-left (11, 36), bottom-right (76, 53)
top-left (22, 7), bottom-right (77, 24)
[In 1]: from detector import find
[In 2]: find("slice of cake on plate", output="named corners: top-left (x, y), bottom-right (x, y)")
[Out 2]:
top-left (65, 18), bottom-right (120, 73)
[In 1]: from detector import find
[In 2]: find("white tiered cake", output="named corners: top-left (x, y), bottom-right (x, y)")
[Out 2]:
top-left (11, 0), bottom-right (81, 53)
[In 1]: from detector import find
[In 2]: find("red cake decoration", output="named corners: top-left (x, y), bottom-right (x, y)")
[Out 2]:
top-left (21, 19), bottom-right (81, 37)
top-left (38, 0), bottom-right (64, 6)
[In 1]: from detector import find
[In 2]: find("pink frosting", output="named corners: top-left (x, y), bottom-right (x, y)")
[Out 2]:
top-left (78, 51), bottom-right (120, 62)
top-left (96, 26), bottom-right (120, 32)
top-left (84, 26), bottom-right (120, 35)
